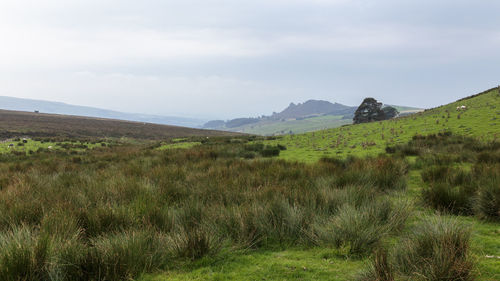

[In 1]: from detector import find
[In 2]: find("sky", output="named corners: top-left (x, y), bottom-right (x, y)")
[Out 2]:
top-left (1, 0), bottom-right (499, 119)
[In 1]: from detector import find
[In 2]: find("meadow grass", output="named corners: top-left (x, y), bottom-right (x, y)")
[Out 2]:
top-left (0, 140), bottom-right (412, 281)
top-left (0, 138), bottom-right (108, 155)
top-left (156, 142), bottom-right (202, 150)
top-left (265, 88), bottom-right (500, 162)
top-left (1, 88), bottom-right (499, 280)
top-left (143, 133), bottom-right (500, 281)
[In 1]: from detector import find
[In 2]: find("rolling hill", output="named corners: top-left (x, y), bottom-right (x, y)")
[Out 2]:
top-left (0, 109), bottom-right (240, 140)
top-left (203, 99), bottom-right (421, 136)
top-left (0, 96), bottom-right (206, 128)
top-left (265, 87), bottom-right (500, 162)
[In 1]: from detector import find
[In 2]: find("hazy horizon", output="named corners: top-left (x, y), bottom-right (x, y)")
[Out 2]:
top-left (1, 0), bottom-right (499, 119)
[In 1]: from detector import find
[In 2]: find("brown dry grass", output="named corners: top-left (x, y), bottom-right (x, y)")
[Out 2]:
top-left (0, 109), bottom-right (242, 140)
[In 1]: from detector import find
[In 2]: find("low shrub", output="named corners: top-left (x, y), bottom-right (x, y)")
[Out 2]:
top-left (261, 145), bottom-right (281, 157)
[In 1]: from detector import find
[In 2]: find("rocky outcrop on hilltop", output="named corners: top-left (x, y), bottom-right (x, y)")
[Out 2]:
top-left (353, 98), bottom-right (399, 124)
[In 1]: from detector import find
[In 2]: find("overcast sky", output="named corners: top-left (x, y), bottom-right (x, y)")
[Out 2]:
top-left (1, 0), bottom-right (499, 119)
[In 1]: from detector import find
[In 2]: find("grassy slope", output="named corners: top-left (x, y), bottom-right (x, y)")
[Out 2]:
top-left (142, 88), bottom-right (500, 281)
top-left (142, 163), bottom-right (500, 281)
top-left (0, 109), bottom-right (239, 140)
top-left (226, 115), bottom-right (352, 136)
top-left (142, 168), bottom-right (500, 281)
top-left (141, 248), bottom-right (364, 281)
top-left (267, 88), bottom-right (500, 162)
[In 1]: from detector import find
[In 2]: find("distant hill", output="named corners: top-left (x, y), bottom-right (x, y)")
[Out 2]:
top-left (0, 109), bottom-right (240, 140)
top-left (202, 99), bottom-right (418, 136)
top-left (0, 96), bottom-right (206, 128)
top-left (271, 100), bottom-right (357, 120)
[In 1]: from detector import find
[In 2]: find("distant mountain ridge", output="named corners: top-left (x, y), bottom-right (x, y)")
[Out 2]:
top-left (202, 99), bottom-right (360, 135)
top-left (202, 99), bottom-right (422, 136)
top-left (203, 99), bottom-right (358, 129)
top-left (0, 96), bottom-right (206, 128)
top-left (272, 100), bottom-right (357, 120)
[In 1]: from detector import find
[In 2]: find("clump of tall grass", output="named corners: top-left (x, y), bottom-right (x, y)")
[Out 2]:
top-left (394, 217), bottom-right (474, 281)
top-left (166, 204), bottom-right (223, 260)
top-left (472, 165), bottom-right (500, 221)
top-left (0, 226), bottom-right (51, 281)
top-left (357, 217), bottom-right (474, 281)
top-left (313, 186), bottom-right (410, 257)
top-left (474, 179), bottom-right (500, 221)
top-left (356, 248), bottom-right (394, 281)
top-left (320, 156), bottom-right (408, 191)
top-left (0, 137), bottom-right (412, 279)
top-left (89, 230), bottom-right (170, 281)
top-left (421, 166), bottom-right (476, 215)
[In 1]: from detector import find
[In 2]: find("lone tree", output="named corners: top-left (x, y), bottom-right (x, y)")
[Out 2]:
top-left (353, 98), bottom-right (399, 124)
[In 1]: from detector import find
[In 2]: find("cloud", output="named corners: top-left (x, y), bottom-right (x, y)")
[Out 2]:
top-left (1, 0), bottom-right (500, 118)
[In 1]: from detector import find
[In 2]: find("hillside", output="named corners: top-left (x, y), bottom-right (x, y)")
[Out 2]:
top-left (0, 96), bottom-right (206, 128)
top-left (0, 109), bottom-right (240, 140)
top-left (266, 87), bottom-right (500, 162)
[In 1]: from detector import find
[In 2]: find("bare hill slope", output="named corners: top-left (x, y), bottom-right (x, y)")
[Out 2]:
top-left (0, 110), bottom-right (240, 140)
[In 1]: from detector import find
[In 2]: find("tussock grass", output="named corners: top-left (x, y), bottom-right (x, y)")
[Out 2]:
top-left (0, 141), bottom-right (409, 280)
top-left (393, 217), bottom-right (474, 281)
top-left (357, 217), bottom-right (474, 281)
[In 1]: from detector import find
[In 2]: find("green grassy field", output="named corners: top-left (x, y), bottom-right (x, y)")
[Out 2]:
top-left (265, 88), bottom-right (500, 162)
top-left (0, 138), bottom-right (107, 154)
top-left (157, 142), bottom-right (202, 150)
top-left (140, 134), bottom-right (500, 281)
top-left (140, 88), bottom-right (500, 281)
top-left (0, 88), bottom-right (499, 281)
top-left (140, 247), bottom-right (365, 281)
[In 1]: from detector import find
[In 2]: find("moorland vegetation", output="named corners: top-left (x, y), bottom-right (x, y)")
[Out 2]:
top-left (0, 132), bottom-right (498, 280)
top-left (0, 87), bottom-right (499, 281)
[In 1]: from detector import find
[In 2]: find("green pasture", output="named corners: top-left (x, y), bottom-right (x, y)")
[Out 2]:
top-left (157, 142), bottom-right (202, 150)
top-left (141, 163), bottom-right (500, 281)
top-left (142, 89), bottom-right (500, 281)
top-left (265, 88), bottom-right (500, 162)
top-left (0, 139), bottom-right (106, 154)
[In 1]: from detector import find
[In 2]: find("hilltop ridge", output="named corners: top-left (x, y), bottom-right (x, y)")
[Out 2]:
top-left (0, 96), bottom-right (206, 128)
top-left (270, 100), bottom-right (356, 120)
top-left (0, 109), bottom-right (240, 140)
